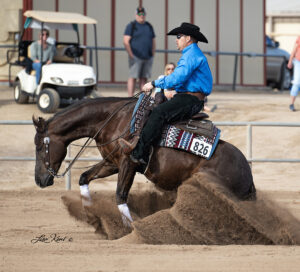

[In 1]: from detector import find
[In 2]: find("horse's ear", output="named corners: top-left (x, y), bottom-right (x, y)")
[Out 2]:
top-left (32, 115), bottom-right (46, 132)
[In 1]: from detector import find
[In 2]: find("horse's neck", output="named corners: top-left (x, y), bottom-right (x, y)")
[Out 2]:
top-left (48, 105), bottom-right (108, 144)
top-left (48, 98), bottom-right (133, 145)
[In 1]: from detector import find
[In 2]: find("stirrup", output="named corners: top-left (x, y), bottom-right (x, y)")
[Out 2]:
top-left (118, 136), bottom-right (140, 154)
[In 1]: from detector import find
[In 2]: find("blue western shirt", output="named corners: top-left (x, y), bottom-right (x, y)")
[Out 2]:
top-left (154, 43), bottom-right (213, 95)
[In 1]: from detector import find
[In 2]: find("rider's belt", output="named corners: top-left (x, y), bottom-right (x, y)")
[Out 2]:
top-left (186, 92), bottom-right (205, 100)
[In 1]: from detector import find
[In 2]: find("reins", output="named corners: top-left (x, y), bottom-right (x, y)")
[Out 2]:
top-left (46, 92), bottom-right (142, 178)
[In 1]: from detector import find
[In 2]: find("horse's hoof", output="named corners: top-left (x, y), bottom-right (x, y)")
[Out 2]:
top-left (121, 215), bottom-right (133, 229)
top-left (118, 203), bottom-right (133, 228)
top-left (81, 196), bottom-right (93, 207)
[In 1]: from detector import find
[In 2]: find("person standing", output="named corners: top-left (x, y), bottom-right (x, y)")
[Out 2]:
top-left (123, 6), bottom-right (156, 97)
top-left (122, 22), bottom-right (213, 165)
top-left (30, 29), bottom-right (55, 84)
top-left (287, 35), bottom-right (300, 112)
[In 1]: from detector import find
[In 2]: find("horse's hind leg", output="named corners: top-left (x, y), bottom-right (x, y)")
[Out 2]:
top-left (79, 160), bottom-right (118, 201)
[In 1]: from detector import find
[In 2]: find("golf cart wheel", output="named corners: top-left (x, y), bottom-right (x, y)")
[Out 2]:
top-left (14, 80), bottom-right (29, 104)
top-left (37, 88), bottom-right (60, 113)
top-left (88, 90), bottom-right (100, 98)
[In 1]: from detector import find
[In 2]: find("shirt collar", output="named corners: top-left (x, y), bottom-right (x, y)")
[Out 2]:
top-left (182, 43), bottom-right (197, 54)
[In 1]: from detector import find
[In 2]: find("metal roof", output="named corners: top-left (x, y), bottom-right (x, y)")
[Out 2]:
top-left (24, 10), bottom-right (97, 24)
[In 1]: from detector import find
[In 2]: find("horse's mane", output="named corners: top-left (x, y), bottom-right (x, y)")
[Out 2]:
top-left (47, 96), bottom-right (136, 124)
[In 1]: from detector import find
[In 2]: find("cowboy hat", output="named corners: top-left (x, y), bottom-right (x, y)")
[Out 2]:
top-left (167, 22), bottom-right (208, 43)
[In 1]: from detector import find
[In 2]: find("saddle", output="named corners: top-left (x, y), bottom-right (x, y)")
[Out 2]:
top-left (173, 112), bottom-right (216, 139)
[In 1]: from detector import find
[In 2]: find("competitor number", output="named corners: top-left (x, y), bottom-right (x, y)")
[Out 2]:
top-left (190, 138), bottom-right (212, 158)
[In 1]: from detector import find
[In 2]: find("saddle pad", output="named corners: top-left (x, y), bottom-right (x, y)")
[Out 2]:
top-left (159, 124), bottom-right (221, 160)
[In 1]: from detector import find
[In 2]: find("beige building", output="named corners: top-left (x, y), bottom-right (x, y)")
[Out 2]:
top-left (1, 0), bottom-right (266, 88)
top-left (0, 0), bottom-right (23, 82)
top-left (266, 0), bottom-right (300, 53)
top-left (266, 13), bottom-right (300, 53)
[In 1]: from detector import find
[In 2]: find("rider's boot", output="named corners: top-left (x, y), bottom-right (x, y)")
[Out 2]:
top-left (119, 92), bottom-right (166, 156)
top-left (118, 136), bottom-right (140, 154)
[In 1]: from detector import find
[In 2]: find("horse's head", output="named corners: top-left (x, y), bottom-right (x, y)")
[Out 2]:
top-left (33, 116), bottom-right (67, 188)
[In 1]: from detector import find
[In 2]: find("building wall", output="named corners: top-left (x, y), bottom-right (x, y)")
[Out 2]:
top-left (242, 0), bottom-right (264, 85)
top-left (0, 0), bottom-right (23, 81)
top-left (266, 14), bottom-right (300, 53)
top-left (2, 0), bottom-right (266, 87)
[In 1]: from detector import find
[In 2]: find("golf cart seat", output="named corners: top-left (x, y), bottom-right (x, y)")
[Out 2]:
top-left (53, 44), bottom-right (83, 63)
top-left (53, 44), bottom-right (74, 63)
top-left (64, 45), bottom-right (84, 58)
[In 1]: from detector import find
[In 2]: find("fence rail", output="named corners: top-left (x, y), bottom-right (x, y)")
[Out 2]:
top-left (1, 120), bottom-right (299, 190)
top-left (1, 44), bottom-right (287, 91)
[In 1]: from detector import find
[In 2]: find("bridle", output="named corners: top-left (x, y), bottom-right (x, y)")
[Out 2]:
top-left (42, 135), bottom-right (64, 178)
top-left (41, 131), bottom-right (125, 178)
top-left (40, 95), bottom-right (141, 178)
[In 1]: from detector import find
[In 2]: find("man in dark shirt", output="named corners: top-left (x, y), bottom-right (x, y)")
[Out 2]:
top-left (123, 6), bottom-right (156, 96)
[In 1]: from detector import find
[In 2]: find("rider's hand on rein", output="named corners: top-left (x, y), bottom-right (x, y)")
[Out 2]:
top-left (142, 82), bottom-right (154, 93)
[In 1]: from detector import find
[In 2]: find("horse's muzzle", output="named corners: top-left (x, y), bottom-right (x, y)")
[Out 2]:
top-left (35, 173), bottom-right (54, 188)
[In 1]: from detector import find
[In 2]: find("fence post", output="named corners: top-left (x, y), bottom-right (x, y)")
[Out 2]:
top-left (232, 54), bottom-right (238, 91)
top-left (65, 145), bottom-right (71, 190)
top-left (89, 48), bottom-right (93, 67)
top-left (247, 124), bottom-right (252, 167)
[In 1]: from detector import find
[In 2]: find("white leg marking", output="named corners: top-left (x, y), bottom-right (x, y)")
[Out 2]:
top-left (118, 203), bottom-right (133, 227)
top-left (80, 184), bottom-right (92, 206)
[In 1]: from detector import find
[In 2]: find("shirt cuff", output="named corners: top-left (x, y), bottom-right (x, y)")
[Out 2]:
top-left (151, 80), bottom-right (156, 88)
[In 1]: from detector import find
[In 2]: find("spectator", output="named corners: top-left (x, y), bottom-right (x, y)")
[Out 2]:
top-left (154, 62), bottom-right (176, 100)
top-left (156, 63), bottom-right (217, 112)
top-left (30, 29), bottom-right (55, 84)
top-left (123, 6), bottom-right (156, 97)
top-left (287, 35), bottom-right (300, 111)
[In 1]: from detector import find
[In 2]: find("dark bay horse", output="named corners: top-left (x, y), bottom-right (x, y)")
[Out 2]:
top-left (33, 97), bottom-right (256, 225)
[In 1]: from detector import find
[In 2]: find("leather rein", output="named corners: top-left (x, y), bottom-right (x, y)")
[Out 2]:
top-left (42, 96), bottom-right (140, 178)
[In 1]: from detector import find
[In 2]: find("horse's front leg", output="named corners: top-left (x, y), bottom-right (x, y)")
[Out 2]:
top-left (116, 157), bottom-right (136, 227)
top-left (79, 160), bottom-right (118, 203)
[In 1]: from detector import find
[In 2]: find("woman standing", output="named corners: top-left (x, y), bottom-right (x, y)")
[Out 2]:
top-left (287, 36), bottom-right (300, 111)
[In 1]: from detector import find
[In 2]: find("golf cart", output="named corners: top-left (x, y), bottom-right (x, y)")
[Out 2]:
top-left (9, 10), bottom-right (99, 113)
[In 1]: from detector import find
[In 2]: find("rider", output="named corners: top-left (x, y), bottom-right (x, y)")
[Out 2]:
top-left (122, 22), bottom-right (213, 166)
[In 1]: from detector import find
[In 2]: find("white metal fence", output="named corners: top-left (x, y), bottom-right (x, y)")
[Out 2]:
top-left (1, 120), bottom-right (300, 190)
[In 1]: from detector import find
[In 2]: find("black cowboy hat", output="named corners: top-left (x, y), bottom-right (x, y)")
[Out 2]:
top-left (167, 22), bottom-right (208, 43)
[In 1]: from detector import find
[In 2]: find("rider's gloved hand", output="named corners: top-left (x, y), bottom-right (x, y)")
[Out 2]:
top-left (142, 81), bottom-right (154, 93)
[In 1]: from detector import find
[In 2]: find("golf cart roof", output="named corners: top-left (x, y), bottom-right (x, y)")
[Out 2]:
top-left (24, 10), bottom-right (97, 30)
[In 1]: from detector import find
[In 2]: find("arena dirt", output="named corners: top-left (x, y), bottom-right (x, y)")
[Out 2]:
top-left (1, 86), bottom-right (300, 271)
top-left (62, 171), bottom-right (300, 245)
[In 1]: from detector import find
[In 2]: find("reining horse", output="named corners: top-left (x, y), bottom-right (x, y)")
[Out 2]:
top-left (33, 96), bottom-right (256, 226)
